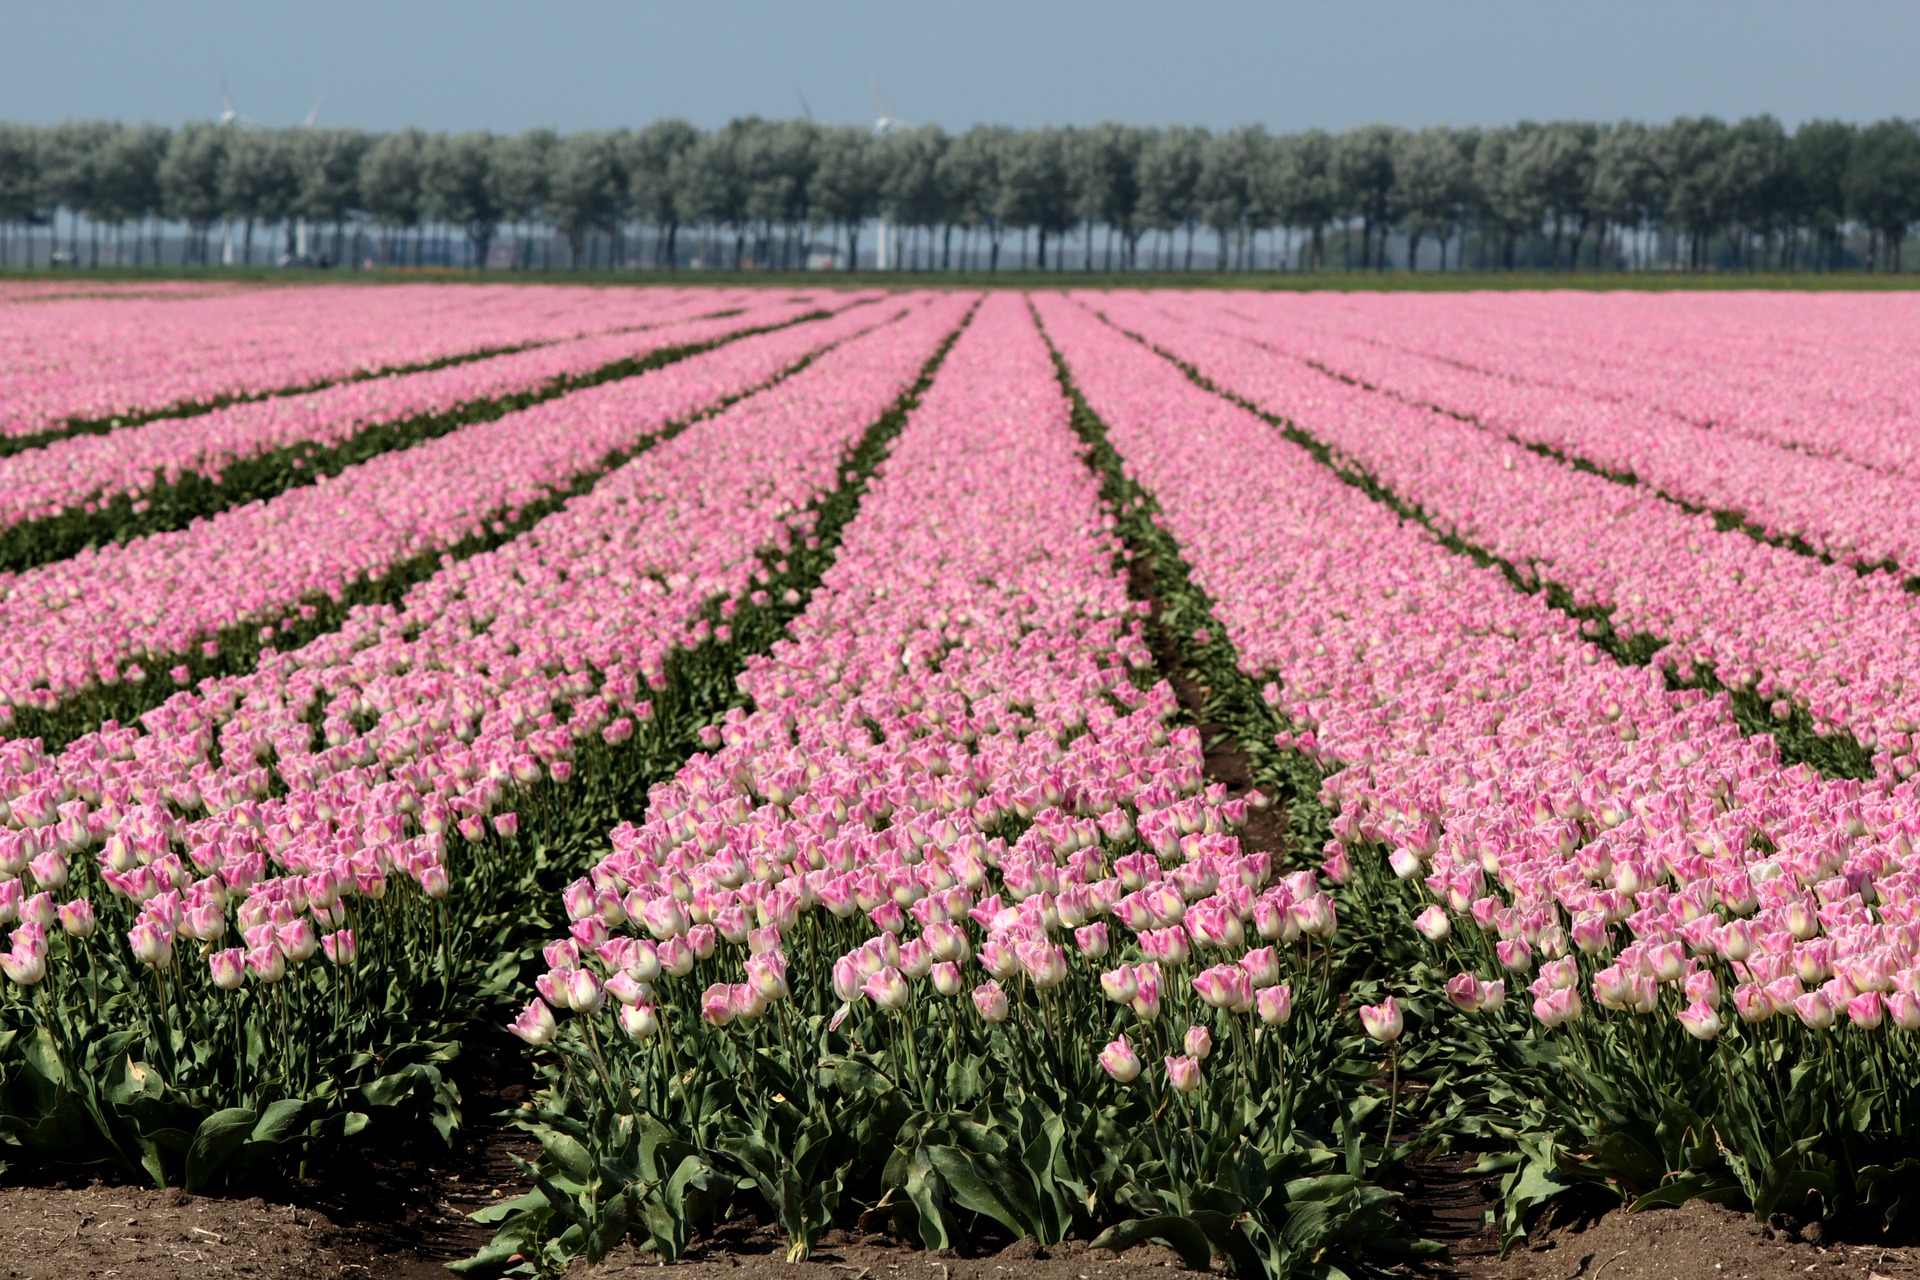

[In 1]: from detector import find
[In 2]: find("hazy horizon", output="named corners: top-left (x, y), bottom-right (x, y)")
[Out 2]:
top-left (1, 0), bottom-right (1915, 137)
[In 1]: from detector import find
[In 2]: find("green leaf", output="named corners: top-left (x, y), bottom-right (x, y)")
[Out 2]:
top-left (924, 1144), bottom-right (1027, 1238)
top-left (1092, 1215), bottom-right (1215, 1272)
top-left (184, 1107), bottom-right (258, 1193)
top-left (1627, 1173), bottom-right (1736, 1213)
top-left (539, 1130), bottom-right (595, 1184)
top-left (250, 1099), bottom-right (313, 1147)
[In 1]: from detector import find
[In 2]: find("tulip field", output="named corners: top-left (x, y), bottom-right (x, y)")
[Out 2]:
top-left (3, 282), bottom-right (1919, 1277)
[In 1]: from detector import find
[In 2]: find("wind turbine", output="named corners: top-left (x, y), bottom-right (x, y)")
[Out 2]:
top-left (216, 73), bottom-right (259, 128)
top-left (870, 78), bottom-right (908, 270)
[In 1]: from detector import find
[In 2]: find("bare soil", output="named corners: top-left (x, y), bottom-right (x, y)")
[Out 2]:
top-left (1452, 1198), bottom-right (1920, 1280)
top-left (0, 1183), bottom-right (350, 1279)
top-left (583, 1228), bottom-right (1202, 1279)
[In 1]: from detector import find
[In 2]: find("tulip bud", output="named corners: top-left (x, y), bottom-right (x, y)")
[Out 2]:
top-left (1100, 1035), bottom-right (1143, 1083)
top-left (1183, 1024), bottom-right (1213, 1061)
top-left (209, 947), bottom-right (246, 990)
top-left (862, 966), bottom-right (910, 1011)
top-left (1677, 998), bottom-right (1723, 1040)
top-left (619, 1003), bottom-right (659, 1041)
top-left (701, 982), bottom-right (737, 1026)
top-left (1413, 905), bottom-right (1452, 942)
top-left (1359, 997), bottom-right (1403, 1044)
top-left (510, 998), bottom-right (558, 1045)
top-left (1256, 983), bottom-right (1293, 1026)
top-left (1164, 1054), bottom-right (1202, 1093)
top-left (56, 898), bottom-right (95, 938)
top-left (972, 979), bottom-right (1010, 1023)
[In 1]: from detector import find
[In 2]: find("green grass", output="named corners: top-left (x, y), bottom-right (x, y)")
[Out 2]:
top-left (7, 265), bottom-right (1920, 291)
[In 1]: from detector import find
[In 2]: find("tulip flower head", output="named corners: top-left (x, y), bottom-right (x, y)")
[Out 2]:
top-left (1359, 997), bottom-right (1404, 1044)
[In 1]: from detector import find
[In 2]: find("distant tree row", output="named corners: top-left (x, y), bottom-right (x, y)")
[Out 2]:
top-left (2, 114), bottom-right (1919, 272)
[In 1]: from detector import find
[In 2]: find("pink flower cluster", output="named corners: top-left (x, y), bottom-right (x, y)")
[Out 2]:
top-left (1034, 293), bottom-right (1920, 1044)
top-left (1155, 291), bottom-right (1920, 574)
top-left (1, 292), bottom-right (968, 1004)
top-left (0, 291), bottom-right (836, 533)
top-left (1324, 290), bottom-right (1920, 480)
top-left (0, 299), bottom-right (900, 719)
top-left (0, 283), bottom-right (793, 438)
top-left (1089, 292), bottom-right (1920, 776)
top-left (522, 296), bottom-right (1320, 1098)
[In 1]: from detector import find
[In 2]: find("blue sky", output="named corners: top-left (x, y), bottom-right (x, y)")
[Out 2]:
top-left (2, 0), bottom-right (1914, 134)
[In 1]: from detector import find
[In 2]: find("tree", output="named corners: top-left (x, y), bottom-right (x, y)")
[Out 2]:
top-left (1789, 120), bottom-right (1854, 269)
top-left (1392, 126), bottom-right (1469, 270)
top-left (1333, 123), bottom-right (1400, 269)
top-left (1138, 125), bottom-right (1206, 269)
top-left (1590, 121), bottom-right (1664, 269)
top-left (91, 123), bottom-right (165, 263)
top-left (496, 129), bottom-right (556, 268)
top-left (0, 124), bottom-right (45, 265)
top-left (1506, 121), bottom-right (1595, 268)
top-left (359, 128), bottom-right (428, 265)
top-left (427, 131), bottom-right (503, 267)
top-left (809, 126), bottom-right (880, 271)
top-left (159, 123), bottom-right (227, 263)
top-left (1264, 128), bottom-right (1337, 270)
top-left (1663, 117), bottom-right (1731, 269)
top-left (1718, 115), bottom-right (1789, 268)
top-left (1073, 122), bottom-right (1144, 270)
top-left (292, 128), bottom-right (368, 264)
top-left (878, 124), bottom-right (946, 270)
top-left (938, 125), bottom-right (1009, 270)
top-left (1845, 119), bottom-right (1920, 271)
top-left (1197, 126), bottom-right (1263, 270)
top-left (996, 128), bottom-right (1074, 269)
top-left (628, 119), bottom-right (698, 267)
top-left (547, 130), bottom-right (624, 268)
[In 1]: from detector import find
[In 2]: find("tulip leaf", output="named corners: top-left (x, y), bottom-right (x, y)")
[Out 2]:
top-left (184, 1107), bottom-right (258, 1192)
top-left (1091, 1214), bottom-right (1215, 1272)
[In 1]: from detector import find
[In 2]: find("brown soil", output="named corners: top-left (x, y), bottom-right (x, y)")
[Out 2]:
top-left (583, 1227), bottom-right (1204, 1278)
top-left (1124, 552), bottom-right (1288, 860)
top-left (291, 1052), bottom-right (543, 1279)
top-left (1454, 1199), bottom-right (1920, 1280)
top-left (0, 1183), bottom-right (350, 1279)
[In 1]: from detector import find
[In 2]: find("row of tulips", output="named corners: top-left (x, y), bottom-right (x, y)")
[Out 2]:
top-left (0, 292), bottom-right (969, 1188)
top-left (1170, 291), bottom-right (1920, 576)
top-left (1033, 292), bottom-right (1920, 1237)
top-left (1322, 290), bottom-right (1920, 480)
top-left (0, 287), bottom-right (809, 563)
top-left (1, 283), bottom-right (748, 440)
top-left (1089, 292), bottom-right (1912, 782)
top-left (489, 296), bottom-right (1425, 1278)
top-left (0, 298), bottom-right (892, 747)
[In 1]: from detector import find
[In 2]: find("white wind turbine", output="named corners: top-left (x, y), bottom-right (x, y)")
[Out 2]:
top-left (871, 78), bottom-right (907, 270)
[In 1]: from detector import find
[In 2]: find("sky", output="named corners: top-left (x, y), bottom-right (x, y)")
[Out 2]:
top-left (0, 0), bottom-right (1914, 136)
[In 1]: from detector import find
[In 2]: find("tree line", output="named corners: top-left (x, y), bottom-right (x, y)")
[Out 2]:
top-left (2, 114), bottom-right (1918, 273)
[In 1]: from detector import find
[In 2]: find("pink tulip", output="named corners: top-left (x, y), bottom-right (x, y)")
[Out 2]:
top-left (1676, 998), bottom-right (1723, 1041)
top-left (1359, 997), bottom-right (1404, 1044)
top-left (1184, 1024), bottom-right (1213, 1061)
top-left (1256, 983), bottom-right (1293, 1026)
top-left (510, 998), bottom-right (558, 1046)
top-left (209, 948), bottom-right (246, 990)
top-left (56, 898), bottom-right (95, 938)
top-left (701, 982), bottom-right (737, 1026)
top-left (972, 980), bottom-right (1010, 1023)
top-left (1446, 972), bottom-right (1487, 1012)
top-left (861, 966), bottom-right (911, 1011)
top-left (1164, 1054), bottom-right (1202, 1093)
top-left (1099, 1036), bottom-right (1143, 1083)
